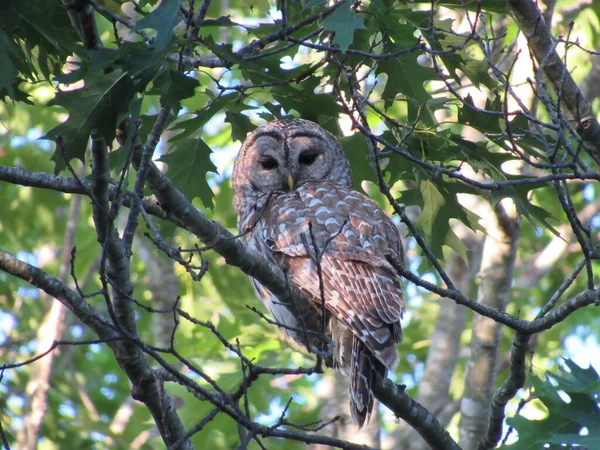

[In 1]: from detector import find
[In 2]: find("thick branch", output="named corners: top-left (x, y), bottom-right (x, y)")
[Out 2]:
top-left (508, 0), bottom-right (600, 155)
top-left (0, 165), bottom-right (93, 193)
top-left (0, 251), bottom-right (194, 450)
top-left (130, 152), bottom-right (322, 335)
top-left (374, 379), bottom-right (461, 450)
top-left (0, 252), bottom-right (116, 338)
top-left (479, 333), bottom-right (530, 450)
top-left (89, 134), bottom-right (194, 448)
top-left (0, 165), bottom-right (185, 227)
top-left (63, 0), bottom-right (102, 50)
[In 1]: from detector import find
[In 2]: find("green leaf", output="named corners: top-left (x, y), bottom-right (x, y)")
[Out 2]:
top-left (173, 92), bottom-right (240, 140)
top-left (458, 93), bottom-right (503, 134)
top-left (0, 0), bottom-right (82, 66)
top-left (89, 42), bottom-right (172, 88)
top-left (0, 30), bottom-right (33, 103)
top-left (377, 50), bottom-right (435, 105)
top-left (249, 0), bottom-right (270, 15)
top-left (97, 0), bottom-right (129, 16)
top-left (375, 41), bottom-right (437, 123)
top-left (383, 152), bottom-right (417, 187)
top-left (0, 32), bottom-right (18, 100)
top-left (323, 1), bottom-right (365, 51)
top-left (0, 77), bottom-right (32, 104)
top-left (503, 359), bottom-right (600, 450)
top-left (553, 357), bottom-right (600, 394)
top-left (271, 80), bottom-right (342, 123)
top-left (340, 133), bottom-right (377, 189)
top-left (458, 58), bottom-right (497, 90)
top-left (44, 70), bottom-right (137, 173)
top-left (398, 178), bottom-right (483, 259)
top-left (159, 138), bottom-right (218, 209)
top-left (225, 111), bottom-right (255, 143)
top-left (491, 183), bottom-right (560, 238)
top-left (134, 0), bottom-right (184, 49)
top-left (151, 69), bottom-right (200, 113)
top-left (202, 36), bottom-right (237, 63)
top-left (239, 50), bottom-right (307, 85)
top-left (0, 0), bottom-right (82, 101)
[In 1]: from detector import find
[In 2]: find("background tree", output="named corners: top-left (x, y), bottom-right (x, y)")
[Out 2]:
top-left (1, 0), bottom-right (599, 449)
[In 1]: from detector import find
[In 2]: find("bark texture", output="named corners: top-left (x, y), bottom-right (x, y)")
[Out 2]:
top-left (458, 202), bottom-right (520, 450)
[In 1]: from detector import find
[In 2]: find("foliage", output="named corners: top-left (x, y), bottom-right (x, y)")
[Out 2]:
top-left (0, 0), bottom-right (599, 449)
top-left (503, 359), bottom-right (600, 450)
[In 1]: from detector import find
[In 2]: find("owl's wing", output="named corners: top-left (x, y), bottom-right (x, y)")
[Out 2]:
top-left (260, 181), bottom-right (405, 371)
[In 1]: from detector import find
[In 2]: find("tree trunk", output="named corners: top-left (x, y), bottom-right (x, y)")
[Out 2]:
top-left (458, 201), bottom-right (520, 450)
top-left (397, 233), bottom-right (483, 450)
top-left (16, 192), bottom-right (83, 449)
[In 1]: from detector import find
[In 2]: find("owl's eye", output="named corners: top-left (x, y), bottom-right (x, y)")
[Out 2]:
top-left (299, 150), bottom-right (321, 165)
top-left (259, 156), bottom-right (278, 170)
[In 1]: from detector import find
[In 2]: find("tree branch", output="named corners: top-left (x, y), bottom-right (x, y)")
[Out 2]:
top-left (374, 379), bottom-right (461, 450)
top-left (508, 0), bottom-right (600, 156)
top-left (0, 250), bottom-right (194, 450)
top-left (0, 165), bottom-right (185, 227)
top-left (479, 333), bottom-right (530, 450)
top-left (129, 148), bottom-right (323, 336)
top-left (0, 252), bottom-right (116, 338)
top-left (63, 0), bottom-right (102, 50)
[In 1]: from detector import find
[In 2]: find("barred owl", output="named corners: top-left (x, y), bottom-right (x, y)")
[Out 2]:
top-left (232, 119), bottom-right (404, 427)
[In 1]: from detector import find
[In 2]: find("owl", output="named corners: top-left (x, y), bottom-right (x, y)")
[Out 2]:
top-left (232, 118), bottom-right (405, 428)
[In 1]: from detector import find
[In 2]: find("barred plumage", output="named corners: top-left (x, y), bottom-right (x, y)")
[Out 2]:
top-left (232, 119), bottom-right (405, 427)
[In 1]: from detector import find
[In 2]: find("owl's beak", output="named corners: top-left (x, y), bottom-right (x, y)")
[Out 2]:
top-left (287, 175), bottom-right (295, 191)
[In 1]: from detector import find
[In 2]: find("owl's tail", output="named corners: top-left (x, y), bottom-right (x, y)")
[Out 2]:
top-left (349, 336), bottom-right (386, 428)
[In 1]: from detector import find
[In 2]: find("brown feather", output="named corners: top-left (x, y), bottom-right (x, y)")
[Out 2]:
top-left (250, 182), bottom-right (405, 427)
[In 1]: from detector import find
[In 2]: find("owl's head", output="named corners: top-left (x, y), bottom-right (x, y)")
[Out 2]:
top-left (232, 119), bottom-right (351, 213)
